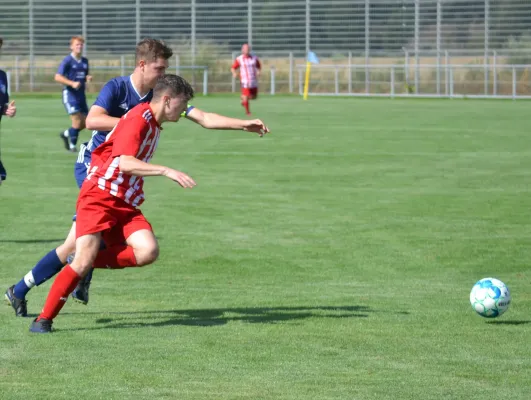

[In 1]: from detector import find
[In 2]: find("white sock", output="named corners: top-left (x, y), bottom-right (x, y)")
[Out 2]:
top-left (23, 271), bottom-right (36, 288)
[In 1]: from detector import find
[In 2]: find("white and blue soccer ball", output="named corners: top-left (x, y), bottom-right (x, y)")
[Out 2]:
top-left (469, 277), bottom-right (511, 318)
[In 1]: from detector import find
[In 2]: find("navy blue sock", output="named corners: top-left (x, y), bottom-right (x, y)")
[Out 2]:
top-left (68, 127), bottom-right (81, 146)
top-left (83, 268), bottom-right (94, 284)
top-left (13, 249), bottom-right (64, 299)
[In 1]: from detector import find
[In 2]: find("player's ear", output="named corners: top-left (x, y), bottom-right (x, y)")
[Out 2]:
top-left (138, 59), bottom-right (146, 70)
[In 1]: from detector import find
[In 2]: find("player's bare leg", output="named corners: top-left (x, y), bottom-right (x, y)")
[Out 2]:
top-left (60, 112), bottom-right (86, 152)
top-left (126, 229), bottom-right (160, 266)
top-left (241, 94), bottom-right (251, 115)
top-left (56, 222), bottom-right (77, 263)
top-left (29, 233), bottom-right (101, 333)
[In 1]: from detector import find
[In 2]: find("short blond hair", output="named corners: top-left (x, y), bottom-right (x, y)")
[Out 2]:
top-left (70, 36), bottom-right (85, 45)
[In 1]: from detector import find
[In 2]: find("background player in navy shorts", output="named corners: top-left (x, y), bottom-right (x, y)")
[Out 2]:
top-left (0, 37), bottom-right (17, 185)
top-left (55, 36), bottom-right (91, 152)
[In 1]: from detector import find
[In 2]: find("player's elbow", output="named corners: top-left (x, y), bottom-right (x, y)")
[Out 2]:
top-left (118, 156), bottom-right (134, 174)
top-left (199, 113), bottom-right (218, 129)
top-left (54, 74), bottom-right (63, 83)
top-left (85, 117), bottom-right (97, 130)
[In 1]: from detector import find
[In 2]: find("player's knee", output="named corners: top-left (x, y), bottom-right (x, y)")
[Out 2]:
top-left (70, 258), bottom-right (94, 276)
top-left (135, 243), bottom-right (160, 266)
top-left (73, 120), bottom-right (85, 130)
top-left (56, 242), bottom-right (76, 264)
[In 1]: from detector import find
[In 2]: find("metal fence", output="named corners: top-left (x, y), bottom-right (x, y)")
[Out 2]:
top-left (1, 0), bottom-right (531, 96)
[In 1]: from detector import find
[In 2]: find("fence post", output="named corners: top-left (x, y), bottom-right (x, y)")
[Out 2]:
top-left (305, 0), bottom-right (310, 55)
top-left (248, 0), bottom-right (253, 47)
top-left (29, 0), bottom-right (34, 91)
top-left (175, 54), bottom-right (180, 75)
top-left (493, 50), bottom-right (497, 96)
top-left (335, 67), bottom-right (339, 95)
top-left (512, 67), bottom-right (516, 100)
top-left (449, 67), bottom-right (454, 98)
top-left (15, 56), bottom-right (20, 92)
top-left (414, 0), bottom-right (419, 95)
top-left (289, 52), bottom-right (294, 93)
top-left (445, 50), bottom-right (449, 96)
top-left (484, 0), bottom-right (489, 96)
top-left (298, 68), bottom-right (303, 95)
top-left (231, 51), bottom-right (238, 93)
top-left (120, 55), bottom-right (125, 76)
top-left (348, 51), bottom-right (352, 94)
top-left (203, 68), bottom-right (208, 96)
top-left (365, 0), bottom-right (370, 94)
top-left (191, 0), bottom-right (196, 68)
top-left (436, 0), bottom-right (441, 95)
top-left (271, 66), bottom-right (275, 95)
top-left (404, 49), bottom-right (409, 89)
top-left (82, 0), bottom-right (87, 56)
top-left (135, 0), bottom-right (141, 44)
top-left (391, 65), bottom-right (395, 98)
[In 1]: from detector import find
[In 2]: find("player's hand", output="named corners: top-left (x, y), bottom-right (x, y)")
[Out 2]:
top-left (72, 81), bottom-right (81, 90)
top-left (243, 119), bottom-right (270, 137)
top-left (86, 75), bottom-right (93, 83)
top-left (5, 100), bottom-right (16, 117)
top-left (164, 168), bottom-right (196, 189)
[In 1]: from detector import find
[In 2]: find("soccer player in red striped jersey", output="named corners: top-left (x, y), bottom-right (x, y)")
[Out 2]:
top-left (231, 43), bottom-right (261, 116)
top-left (29, 74), bottom-right (269, 333)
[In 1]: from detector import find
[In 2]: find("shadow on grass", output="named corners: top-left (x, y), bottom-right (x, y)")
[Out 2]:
top-left (486, 320), bottom-right (531, 326)
top-left (0, 238), bottom-right (65, 244)
top-left (61, 305), bottom-right (383, 331)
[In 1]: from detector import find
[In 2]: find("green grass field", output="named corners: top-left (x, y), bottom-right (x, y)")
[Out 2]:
top-left (0, 95), bottom-right (530, 399)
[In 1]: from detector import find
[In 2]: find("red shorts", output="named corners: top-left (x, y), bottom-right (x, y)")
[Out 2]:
top-left (76, 182), bottom-right (152, 243)
top-left (241, 87), bottom-right (258, 98)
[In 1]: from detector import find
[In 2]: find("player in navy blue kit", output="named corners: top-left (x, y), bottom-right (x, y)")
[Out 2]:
top-left (55, 36), bottom-right (91, 152)
top-left (5, 38), bottom-right (269, 316)
top-left (0, 37), bottom-right (17, 184)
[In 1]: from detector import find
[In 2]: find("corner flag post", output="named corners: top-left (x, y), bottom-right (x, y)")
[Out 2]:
top-left (303, 51), bottom-right (319, 100)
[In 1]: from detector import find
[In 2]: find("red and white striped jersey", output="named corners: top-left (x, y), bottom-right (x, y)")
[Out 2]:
top-left (86, 102), bottom-right (160, 207)
top-left (232, 54), bottom-right (261, 88)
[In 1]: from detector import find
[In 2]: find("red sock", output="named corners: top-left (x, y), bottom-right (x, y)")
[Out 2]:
top-left (93, 245), bottom-right (137, 269)
top-left (38, 265), bottom-right (81, 321)
top-left (242, 100), bottom-right (250, 115)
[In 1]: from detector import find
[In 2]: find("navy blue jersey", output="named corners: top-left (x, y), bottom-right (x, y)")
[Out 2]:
top-left (85, 75), bottom-right (153, 153)
top-left (0, 69), bottom-right (9, 122)
top-left (57, 54), bottom-right (89, 94)
top-left (85, 75), bottom-right (194, 153)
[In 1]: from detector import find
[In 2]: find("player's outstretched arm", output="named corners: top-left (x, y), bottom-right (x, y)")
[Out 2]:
top-left (119, 155), bottom-right (196, 188)
top-left (186, 108), bottom-right (270, 137)
top-left (86, 105), bottom-right (121, 131)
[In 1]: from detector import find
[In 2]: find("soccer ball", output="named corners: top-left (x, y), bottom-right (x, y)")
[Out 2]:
top-left (469, 277), bottom-right (511, 318)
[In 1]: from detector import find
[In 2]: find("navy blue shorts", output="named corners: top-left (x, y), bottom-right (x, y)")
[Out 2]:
top-left (62, 89), bottom-right (88, 115)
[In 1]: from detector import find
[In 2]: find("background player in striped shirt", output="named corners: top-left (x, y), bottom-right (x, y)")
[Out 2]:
top-left (29, 74), bottom-right (269, 333)
top-left (231, 43), bottom-right (261, 116)
top-left (55, 36), bottom-right (92, 152)
top-left (0, 37), bottom-right (17, 185)
top-left (6, 40), bottom-right (270, 317)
